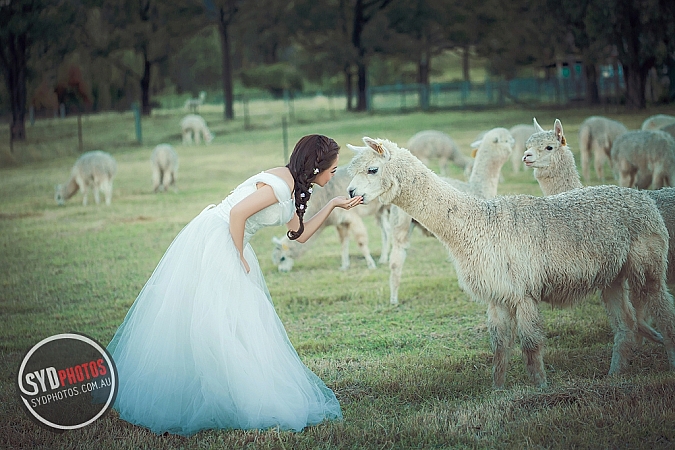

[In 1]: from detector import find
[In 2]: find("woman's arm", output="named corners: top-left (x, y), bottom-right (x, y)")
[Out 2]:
top-left (230, 184), bottom-right (278, 272)
top-left (287, 195), bottom-right (362, 243)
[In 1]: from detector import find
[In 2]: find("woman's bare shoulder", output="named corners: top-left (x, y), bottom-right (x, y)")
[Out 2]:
top-left (263, 167), bottom-right (294, 192)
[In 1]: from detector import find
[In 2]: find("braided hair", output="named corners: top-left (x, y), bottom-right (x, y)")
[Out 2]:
top-left (286, 134), bottom-right (340, 240)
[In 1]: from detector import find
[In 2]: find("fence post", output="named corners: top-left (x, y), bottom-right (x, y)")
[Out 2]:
top-left (282, 116), bottom-right (289, 163)
top-left (77, 113), bottom-right (83, 152)
top-left (243, 95), bottom-right (250, 130)
top-left (419, 84), bottom-right (429, 111)
top-left (9, 122), bottom-right (13, 154)
top-left (132, 102), bottom-right (142, 144)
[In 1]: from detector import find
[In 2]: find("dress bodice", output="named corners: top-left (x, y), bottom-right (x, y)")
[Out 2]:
top-left (215, 172), bottom-right (294, 243)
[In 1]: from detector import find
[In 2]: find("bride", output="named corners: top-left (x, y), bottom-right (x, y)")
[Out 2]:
top-left (108, 134), bottom-right (361, 436)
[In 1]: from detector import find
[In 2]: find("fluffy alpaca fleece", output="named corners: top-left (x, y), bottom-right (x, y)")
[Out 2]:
top-left (180, 114), bottom-right (214, 145)
top-left (525, 118), bottom-right (675, 287)
top-left (347, 136), bottom-right (675, 388)
top-left (406, 130), bottom-right (473, 178)
top-left (271, 166), bottom-right (389, 272)
top-left (578, 115), bottom-right (628, 182)
top-left (55, 150), bottom-right (117, 206)
top-left (610, 129), bottom-right (675, 190)
top-left (641, 114), bottom-right (675, 131)
top-left (151, 144), bottom-right (179, 193)
top-left (386, 127), bottom-right (514, 305)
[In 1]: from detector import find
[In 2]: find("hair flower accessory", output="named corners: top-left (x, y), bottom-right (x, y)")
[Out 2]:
top-left (313, 168), bottom-right (319, 175)
top-left (300, 192), bottom-right (305, 198)
top-left (300, 204), bottom-right (304, 210)
top-left (308, 187), bottom-right (313, 194)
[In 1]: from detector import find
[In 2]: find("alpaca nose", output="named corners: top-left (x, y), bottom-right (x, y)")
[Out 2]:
top-left (348, 188), bottom-right (356, 198)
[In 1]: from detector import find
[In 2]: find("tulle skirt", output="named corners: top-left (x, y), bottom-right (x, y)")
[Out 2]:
top-left (108, 207), bottom-right (342, 436)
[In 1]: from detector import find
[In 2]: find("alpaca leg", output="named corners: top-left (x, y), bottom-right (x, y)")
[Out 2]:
top-left (438, 156), bottom-right (449, 177)
top-left (601, 279), bottom-right (637, 375)
top-left (93, 185), bottom-right (101, 204)
top-left (388, 211), bottom-right (414, 305)
top-left (580, 143), bottom-right (591, 182)
top-left (152, 166), bottom-right (162, 192)
top-left (515, 298), bottom-right (547, 387)
top-left (195, 128), bottom-right (201, 145)
top-left (163, 169), bottom-right (173, 191)
top-left (375, 206), bottom-right (391, 264)
top-left (336, 224), bottom-right (350, 270)
top-left (488, 302), bottom-right (516, 389)
top-left (649, 288), bottom-right (675, 370)
top-left (594, 144), bottom-right (606, 181)
top-left (105, 180), bottom-right (113, 205)
top-left (348, 215), bottom-right (377, 269)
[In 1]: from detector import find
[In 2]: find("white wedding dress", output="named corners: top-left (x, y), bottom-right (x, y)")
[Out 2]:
top-left (108, 172), bottom-right (342, 436)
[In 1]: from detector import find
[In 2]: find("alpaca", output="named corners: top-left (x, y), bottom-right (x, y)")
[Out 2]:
top-left (578, 116), bottom-right (628, 182)
top-left (151, 144), bottom-right (179, 193)
top-left (610, 130), bottom-right (675, 189)
top-left (55, 150), bottom-right (117, 206)
top-left (184, 91), bottom-right (206, 113)
top-left (508, 124), bottom-right (535, 173)
top-left (271, 166), bottom-right (389, 272)
top-left (347, 136), bottom-right (675, 388)
top-left (180, 114), bottom-right (214, 145)
top-left (386, 127), bottom-right (515, 305)
top-left (406, 130), bottom-right (473, 178)
top-left (641, 114), bottom-right (675, 131)
top-left (525, 118), bottom-right (675, 286)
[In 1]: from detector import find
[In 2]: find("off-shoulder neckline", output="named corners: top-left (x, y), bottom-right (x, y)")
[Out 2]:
top-left (258, 171), bottom-right (293, 200)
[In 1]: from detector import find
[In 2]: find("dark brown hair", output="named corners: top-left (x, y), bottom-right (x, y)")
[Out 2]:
top-left (286, 134), bottom-right (340, 240)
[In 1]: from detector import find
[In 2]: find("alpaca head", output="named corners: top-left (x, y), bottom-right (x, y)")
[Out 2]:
top-left (54, 185), bottom-right (66, 206)
top-left (271, 236), bottom-right (295, 272)
top-left (347, 136), bottom-right (407, 205)
top-left (205, 130), bottom-right (214, 144)
top-left (470, 127), bottom-right (515, 166)
top-left (522, 118), bottom-right (566, 169)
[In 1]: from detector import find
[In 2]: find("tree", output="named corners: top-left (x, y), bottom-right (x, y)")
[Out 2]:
top-left (0, 0), bottom-right (80, 141)
top-left (209, 0), bottom-right (242, 120)
top-left (586, 0), bottom-right (675, 109)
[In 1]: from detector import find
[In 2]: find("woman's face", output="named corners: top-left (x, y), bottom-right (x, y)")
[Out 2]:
top-left (313, 156), bottom-right (339, 187)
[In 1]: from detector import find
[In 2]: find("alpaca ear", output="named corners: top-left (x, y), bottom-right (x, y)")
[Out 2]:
top-left (470, 139), bottom-right (482, 148)
top-left (363, 137), bottom-right (391, 160)
top-left (554, 119), bottom-right (566, 145)
top-left (533, 118), bottom-right (545, 133)
top-left (346, 143), bottom-right (364, 153)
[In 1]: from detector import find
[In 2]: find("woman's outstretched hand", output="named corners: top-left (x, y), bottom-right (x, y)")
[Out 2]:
top-left (333, 195), bottom-right (363, 210)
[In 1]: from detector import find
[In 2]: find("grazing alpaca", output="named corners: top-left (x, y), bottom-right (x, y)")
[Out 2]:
top-left (55, 150), bottom-right (117, 206)
top-left (610, 130), bottom-right (675, 190)
top-left (386, 127), bottom-right (514, 305)
top-left (180, 114), bottom-right (214, 145)
top-left (578, 115), bottom-right (628, 182)
top-left (271, 167), bottom-right (389, 272)
top-left (406, 130), bottom-right (473, 177)
top-left (151, 144), bottom-right (179, 193)
top-left (347, 136), bottom-right (675, 388)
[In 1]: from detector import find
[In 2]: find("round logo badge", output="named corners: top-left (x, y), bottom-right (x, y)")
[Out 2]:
top-left (16, 333), bottom-right (118, 432)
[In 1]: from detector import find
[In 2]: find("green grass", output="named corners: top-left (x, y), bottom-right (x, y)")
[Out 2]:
top-left (2, 103), bottom-right (675, 449)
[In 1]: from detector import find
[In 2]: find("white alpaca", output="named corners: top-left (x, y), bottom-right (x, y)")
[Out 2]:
top-left (508, 124), bottom-right (535, 173)
top-left (184, 91), bottom-right (206, 113)
top-left (578, 115), bottom-right (628, 182)
top-left (386, 128), bottom-right (515, 305)
top-left (524, 118), bottom-right (675, 286)
top-left (271, 166), bottom-right (389, 272)
top-left (347, 136), bottom-right (675, 388)
top-left (641, 114), bottom-right (675, 131)
top-left (406, 130), bottom-right (473, 178)
top-left (180, 114), bottom-right (214, 145)
top-left (151, 144), bottom-right (179, 193)
top-left (610, 130), bottom-right (675, 190)
top-left (55, 150), bottom-right (117, 206)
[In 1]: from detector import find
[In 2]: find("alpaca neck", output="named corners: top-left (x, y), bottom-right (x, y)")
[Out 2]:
top-left (468, 160), bottom-right (503, 198)
top-left (534, 148), bottom-right (583, 196)
top-left (64, 177), bottom-right (80, 199)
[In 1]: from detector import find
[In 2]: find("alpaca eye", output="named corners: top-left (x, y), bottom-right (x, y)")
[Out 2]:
top-left (545, 146), bottom-right (553, 151)
top-left (367, 167), bottom-right (378, 175)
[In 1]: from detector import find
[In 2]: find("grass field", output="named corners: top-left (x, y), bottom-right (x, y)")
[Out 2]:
top-left (2, 103), bottom-right (675, 449)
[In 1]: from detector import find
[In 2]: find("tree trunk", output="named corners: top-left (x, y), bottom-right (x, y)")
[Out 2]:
top-left (418, 50), bottom-right (429, 85)
top-left (218, 16), bottom-right (234, 120)
top-left (356, 59), bottom-right (367, 111)
top-left (462, 45), bottom-right (470, 82)
top-left (140, 54), bottom-right (152, 116)
top-left (623, 64), bottom-right (646, 110)
top-left (583, 63), bottom-right (600, 106)
top-left (344, 66), bottom-right (353, 111)
top-left (3, 32), bottom-right (28, 141)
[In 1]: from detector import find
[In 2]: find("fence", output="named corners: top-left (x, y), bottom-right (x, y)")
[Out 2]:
top-left (366, 76), bottom-right (626, 113)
